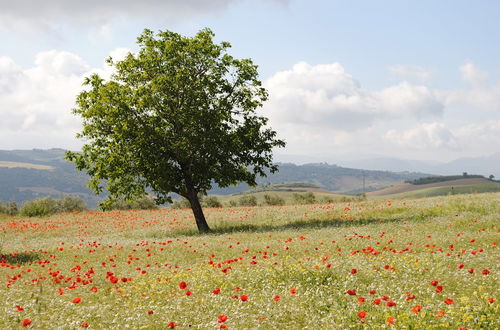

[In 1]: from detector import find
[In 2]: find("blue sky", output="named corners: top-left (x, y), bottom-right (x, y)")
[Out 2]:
top-left (1, 0), bottom-right (499, 163)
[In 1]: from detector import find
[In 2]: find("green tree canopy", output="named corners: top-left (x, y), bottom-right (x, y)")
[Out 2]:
top-left (66, 28), bottom-right (285, 232)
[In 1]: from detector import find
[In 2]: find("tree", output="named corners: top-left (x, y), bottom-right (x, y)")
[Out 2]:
top-left (66, 28), bottom-right (285, 233)
top-left (489, 174), bottom-right (495, 180)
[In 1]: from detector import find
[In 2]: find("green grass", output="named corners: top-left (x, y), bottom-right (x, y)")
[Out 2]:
top-left (382, 183), bottom-right (500, 199)
top-left (0, 193), bottom-right (498, 328)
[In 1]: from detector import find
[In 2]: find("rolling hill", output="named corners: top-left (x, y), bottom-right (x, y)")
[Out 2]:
top-left (367, 177), bottom-right (500, 198)
top-left (0, 149), bottom-right (432, 207)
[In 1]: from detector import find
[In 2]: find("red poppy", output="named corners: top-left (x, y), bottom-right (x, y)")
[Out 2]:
top-left (351, 268), bottom-right (357, 274)
top-left (347, 289), bottom-right (357, 296)
top-left (72, 297), bottom-right (82, 304)
top-left (387, 316), bottom-right (395, 325)
top-left (213, 288), bottom-right (221, 294)
top-left (90, 287), bottom-right (98, 293)
top-left (220, 325), bottom-right (228, 329)
top-left (240, 295), bottom-right (249, 302)
top-left (369, 290), bottom-right (377, 295)
top-left (488, 298), bottom-right (495, 303)
top-left (468, 268), bottom-right (474, 273)
top-left (273, 295), bottom-right (281, 302)
top-left (16, 305), bottom-right (24, 312)
top-left (413, 305), bottom-right (422, 313)
top-left (81, 322), bottom-right (89, 328)
top-left (357, 311), bottom-right (366, 318)
top-left (444, 298), bottom-right (454, 305)
top-left (290, 288), bottom-right (297, 295)
top-left (185, 290), bottom-right (192, 296)
top-left (436, 286), bottom-right (443, 293)
top-left (386, 301), bottom-right (396, 307)
top-left (167, 322), bottom-right (176, 328)
top-left (21, 319), bottom-right (32, 327)
top-left (482, 269), bottom-right (490, 275)
top-left (218, 314), bottom-right (228, 323)
top-left (373, 298), bottom-right (381, 305)
top-left (358, 297), bottom-right (365, 304)
top-left (179, 281), bottom-right (188, 289)
top-left (147, 310), bottom-right (154, 315)
top-left (430, 280), bottom-right (439, 286)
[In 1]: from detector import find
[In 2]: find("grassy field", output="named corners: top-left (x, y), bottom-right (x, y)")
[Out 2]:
top-left (377, 183), bottom-right (500, 199)
top-left (368, 178), bottom-right (500, 199)
top-left (0, 193), bottom-right (498, 328)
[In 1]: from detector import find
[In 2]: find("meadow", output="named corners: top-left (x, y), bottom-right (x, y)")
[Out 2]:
top-left (0, 193), bottom-right (498, 328)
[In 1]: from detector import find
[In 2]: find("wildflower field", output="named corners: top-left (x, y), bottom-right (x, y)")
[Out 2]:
top-left (0, 193), bottom-right (498, 329)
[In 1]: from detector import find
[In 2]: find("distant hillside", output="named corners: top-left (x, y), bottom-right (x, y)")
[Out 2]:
top-left (0, 149), bottom-right (432, 206)
top-left (367, 177), bottom-right (500, 198)
top-left (0, 149), bottom-right (102, 207)
top-left (208, 162), bottom-right (431, 195)
top-left (407, 174), bottom-right (485, 185)
top-left (339, 153), bottom-right (500, 178)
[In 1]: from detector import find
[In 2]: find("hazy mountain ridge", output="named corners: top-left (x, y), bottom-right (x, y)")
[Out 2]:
top-left (0, 149), bottom-right (435, 206)
top-left (339, 153), bottom-right (500, 178)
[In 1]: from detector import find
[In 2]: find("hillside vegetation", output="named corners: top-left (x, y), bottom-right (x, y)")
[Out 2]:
top-left (0, 149), bottom-right (431, 207)
top-left (407, 174), bottom-right (485, 185)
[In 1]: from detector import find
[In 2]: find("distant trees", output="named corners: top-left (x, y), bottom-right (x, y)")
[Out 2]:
top-left (489, 174), bottom-right (495, 180)
top-left (408, 175), bottom-right (485, 185)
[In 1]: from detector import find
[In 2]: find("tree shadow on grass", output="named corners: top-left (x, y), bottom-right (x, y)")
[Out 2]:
top-left (0, 252), bottom-right (40, 264)
top-left (174, 215), bottom-right (415, 237)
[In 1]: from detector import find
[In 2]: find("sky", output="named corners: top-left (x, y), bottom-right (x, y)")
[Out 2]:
top-left (0, 0), bottom-right (499, 164)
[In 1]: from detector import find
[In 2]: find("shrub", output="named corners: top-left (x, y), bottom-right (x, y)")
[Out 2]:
top-left (238, 195), bottom-right (258, 206)
top-left (292, 192), bottom-right (316, 204)
top-left (102, 196), bottom-right (158, 211)
top-left (263, 194), bottom-right (285, 206)
top-left (203, 196), bottom-right (222, 208)
top-left (20, 197), bottom-right (58, 217)
top-left (56, 195), bottom-right (88, 213)
top-left (227, 200), bottom-right (238, 207)
top-left (321, 196), bottom-right (335, 203)
top-left (356, 193), bottom-right (367, 201)
top-left (0, 201), bottom-right (19, 216)
top-left (19, 196), bottom-right (89, 217)
top-left (171, 197), bottom-right (192, 209)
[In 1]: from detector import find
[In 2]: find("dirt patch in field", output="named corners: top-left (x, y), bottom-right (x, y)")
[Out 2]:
top-left (367, 178), bottom-right (491, 196)
top-left (18, 187), bottom-right (62, 194)
top-left (0, 161), bottom-right (54, 170)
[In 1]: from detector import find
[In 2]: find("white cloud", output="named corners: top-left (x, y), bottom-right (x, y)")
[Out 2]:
top-left (264, 62), bottom-right (443, 130)
top-left (385, 123), bottom-right (459, 150)
top-left (388, 64), bottom-right (431, 82)
top-left (0, 48), bottom-right (128, 149)
top-left (440, 84), bottom-right (500, 112)
top-left (459, 60), bottom-right (487, 85)
top-left (107, 48), bottom-right (132, 63)
top-left (455, 121), bottom-right (500, 150)
top-left (375, 82), bottom-right (443, 118)
top-left (0, 0), bottom-right (289, 30)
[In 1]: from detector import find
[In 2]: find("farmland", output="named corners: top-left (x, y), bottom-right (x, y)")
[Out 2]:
top-left (0, 193), bottom-right (498, 328)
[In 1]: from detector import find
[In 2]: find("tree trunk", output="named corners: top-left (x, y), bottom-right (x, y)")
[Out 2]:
top-left (186, 190), bottom-right (211, 233)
